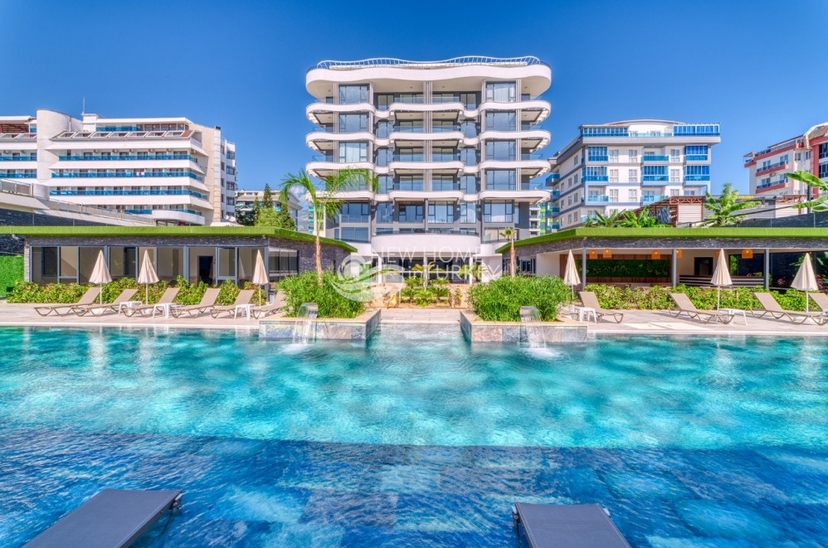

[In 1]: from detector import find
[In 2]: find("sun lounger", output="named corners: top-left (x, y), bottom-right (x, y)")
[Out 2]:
top-left (123, 288), bottom-right (180, 317)
top-left (34, 287), bottom-right (101, 316)
top-left (252, 292), bottom-right (285, 319)
top-left (72, 289), bottom-right (139, 317)
top-left (751, 292), bottom-right (828, 325)
top-left (512, 502), bottom-right (630, 548)
top-left (23, 488), bottom-right (182, 548)
top-left (669, 293), bottom-right (734, 324)
top-left (210, 289), bottom-right (255, 319)
top-left (170, 288), bottom-right (221, 318)
top-left (578, 291), bottom-right (624, 323)
top-left (806, 291), bottom-right (828, 315)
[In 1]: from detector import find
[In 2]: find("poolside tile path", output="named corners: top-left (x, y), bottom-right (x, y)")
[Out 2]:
top-left (2, 426), bottom-right (827, 546)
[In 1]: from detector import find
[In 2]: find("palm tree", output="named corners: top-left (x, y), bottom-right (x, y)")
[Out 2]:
top-left (280, 168), bottom-right (378, 286)
top-left (700, 183), bottom-right (760, 226)
top-left (787, 170), bottom-right (828, 211)
top-left (585, 210), bottom-right (621, 227)
top-left (499, 227), bottom-right (517, 278)
top-left (619, 208), bottom-right (660, 228)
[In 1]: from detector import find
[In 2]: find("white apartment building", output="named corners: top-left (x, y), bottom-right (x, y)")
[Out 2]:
top-left (304, 56), bottom-right (551, 276)
top-left (235, 188), bottom-right (303, 225)
top-left (547, 120), bottom-right (721, 229)
top-left (0, 110), bottom-right (236, 225)
top-left (743, 122), bottom-right (828, 197)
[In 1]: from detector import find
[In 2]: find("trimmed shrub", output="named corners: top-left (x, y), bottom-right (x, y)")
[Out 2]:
top-left (467, 276), bottom-right (570, 321)
top-left (278, 271), bottom-right (365, 319)
top-left (0, 255), bottom-right (24, 297)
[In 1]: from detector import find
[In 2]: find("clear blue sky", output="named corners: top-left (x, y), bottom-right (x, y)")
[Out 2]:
top-left (2, 0), bottom-right (827, 193)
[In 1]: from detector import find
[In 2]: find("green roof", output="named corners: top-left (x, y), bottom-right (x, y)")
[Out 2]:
top-left (0, 225), bottom-right (357, 252)
top-left (496, 227), bottom-right (828, 254)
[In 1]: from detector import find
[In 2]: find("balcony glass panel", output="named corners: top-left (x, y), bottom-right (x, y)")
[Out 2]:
top-left (486, 141), bottom-right (516, 161)
top-left (338, 113), bottom-right (369, 132)
top-left (432, 176), bottom-right (457, 191)
top-left (428, 202), bottom-right (455, 223)
top-left (483, 201), bottom-right (515, 223)
top-left (393, 148), bottom-right (424, 162)
top-left (485, 112), bottom-right (516, 132)
top-left (485, 82), bottom-right (516, 103)
top-left (338, 85), bottom-right (369, 105)
top-left (485, 169), bottom-right (516, 191)
top-left (460, 202), bottom-right (476, 223)
top-left (396, 176), bottom-right (423, 191)
top-left (340, 202), bottom-right (370, 223)
top-left (398, 203), bottom-right (424, 222)
top-left (338, 142), bottom-right (368, 163)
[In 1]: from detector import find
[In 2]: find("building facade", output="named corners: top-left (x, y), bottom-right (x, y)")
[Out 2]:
top-left (546, 120), bottom-right (721, 230)
top-left (235, 189), bottom-right (303, 226)
top-left (304, 56), bottom-right (551, 276)
top-left (744, 122), bottom-right (828, 197)
top-left (528, 201), bottom-right (559, 237)
top-left (0, 110), bottom-right (236, 226)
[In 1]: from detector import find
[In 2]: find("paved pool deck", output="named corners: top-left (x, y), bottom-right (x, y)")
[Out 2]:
top-left (1, 302), bottom-right (826, 337)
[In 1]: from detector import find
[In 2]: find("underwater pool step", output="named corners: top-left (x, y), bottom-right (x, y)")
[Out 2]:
top-left (23, 489), bottom-right (182, 548)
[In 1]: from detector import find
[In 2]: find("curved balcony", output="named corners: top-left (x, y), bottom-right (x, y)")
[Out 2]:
top-left (150, 209), bottom-right (206, 225)
top-left (317, 190), bottom-right (376, 201)
top-left (306, 102), bottom-right (375, 124)
top-left (386, 130), bottom-right (464, 145)
top-left (388, 160), bottom-right (464, 172)
top-left (478, 189), bottom-right (549, 203)
top-left (474, 99), bottom-right (551, 124)
top-left (386, 190), bottom-right (464, 202)
top-left (478, 128), bottom-right (550, 151)
top-left (370, 232), bottom-right (482, 255)
top-left (478, 159), bottom-right (550, 176)
top-left (306, 160), bottom-right (375, 178)
top-left (305, 131), bottom-right (375, 151)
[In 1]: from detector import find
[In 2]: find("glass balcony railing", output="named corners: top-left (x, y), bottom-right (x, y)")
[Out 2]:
top-left (587, 155), bottom-right (609, 162)
top-left (583, 175), bottom-right (609, 182)
top-left (0, 156), bottom-right (36, 161)
top-left (58, 154), bottom-right (199, 162)
top-left (548, 223), bottom-right (560, 230)
top-left (642, 195), bottom-right (669, 203)
top-left (392, 155), bottom-right (425, 162)
top-left (586, 196), bottom-right (609, 203)
top-left (50, 188), bottom-right (207, 199)
top-left (756, 180), bottom-right (788, 190)
top-left (51, 171), bottom-right (204, 182)
top-left (642, 175), bottom-right (669, 182)
top-left (685, 154), bottom-right (708, 161)
top-left (642, 155), bottom-right (670, 162)
top-left (756, 160), bottom-right (788, 174)
top-left (431, 155), bottom-right (460, 162)
top-left (548, 206), bottom-right (560, 213)
top-left (393, 126), bottom-right (424, 133)
top-left (431, 126), bottom-right (460, 133)
top-left (0, 172), bottom-right (36, 178)
top-left (125, 208), bottom-right (203, 217)
top-left (550, 190), bottom-right (560, 197)
top-left (685, 175), bottom-right (711, 181)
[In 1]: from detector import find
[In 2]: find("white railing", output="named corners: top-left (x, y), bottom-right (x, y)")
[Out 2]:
top-left (314, 56), bottom-right (543, 70)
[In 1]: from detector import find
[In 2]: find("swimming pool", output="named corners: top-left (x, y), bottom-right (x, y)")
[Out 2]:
top-left (1, 328), bottom-right (826, 546)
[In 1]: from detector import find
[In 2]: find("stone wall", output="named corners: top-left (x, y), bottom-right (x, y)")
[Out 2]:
top-left (259, 309), bottom-right (381, 341)
top-left (740, 211), bottom-right (828, 228)
top-left (0, 208), bottom-right (108, 255)
top-left (460, 310), bottom-right (588, 344)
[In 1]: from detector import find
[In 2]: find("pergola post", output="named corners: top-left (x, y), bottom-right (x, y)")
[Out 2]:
top-left (671, 249), bottom-right (678, 288)
top-left (581, 248), bottom-right (587, 290)
top-left (764, 248), bottom-right (770, 290)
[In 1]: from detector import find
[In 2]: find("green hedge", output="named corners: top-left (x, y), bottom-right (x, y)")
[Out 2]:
top-left (0, 255), bottom-right (24, 297)
top-left (467, 276), bottom-right (570, 321)
top-left (278, 271), bottom-right (365, 319)
top-left (584, 283), bottom-right (816, 311)
top-left (586, 259), bottom-right (670, 278)
top-left (7, 276), bottom-right (245, 306)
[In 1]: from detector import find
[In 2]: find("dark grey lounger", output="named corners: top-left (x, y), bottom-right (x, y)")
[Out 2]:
top-left (513, 502), bottom-right (630, 548)
top-left (24, 489), bottom-right (182, 548)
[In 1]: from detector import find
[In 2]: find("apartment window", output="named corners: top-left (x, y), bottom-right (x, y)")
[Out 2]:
top-left (608, 149), bottom-right (619, 163)
top-left (459, 175), bottom-right (478, 194)
top-left (338, 113), bottom-right (368, 132)
top-left (432, 175), bottom-right (456, 191)
top-left (643, 166), bottom-right (667, 179)
top-left (338, 142), bottom-right (368, 163)
top-left (628, 189), bottom-right (638, 202)
top-left (340, 202), bottom-right (369, 223)
top-left (428, 202), bottom-right (455, 223)
top-left (340, 227), bottom-right (370, 242)
top-left (396, 120), bottom-right (424, 133)
top-left (485, 112), bottom-right (516, 131)
top-left (377, 175), bottom-right (393, 193)
top-left (670, 189), bottom-right (680, 197)
top-left (376, 203), bottom-right (393, 223)
top-left (460, 147), bottom-right (478, 166)
top-left (670, 149), bottom-right (681, 162)
top-left (583, 166), bottom-right (607, 180)
top-left (574, 173), bottom-right (579, 185)
top-left (485, 81), bottom-right (516, 103)
top-left (375, 148), bottom-right (392, 167)
top-left (587, 146), bottom-right (608, 161)
top-left (459, 92), bottom-right (479, 109)
top-left (819, 143), bottom-right (828, 159)
top-left (609, 169), bottom-right (619, 183)
top-left (460, 202), bottom-right (477, 223)
top-left (684, 165), bottom-right (710, 179)
top-left (670, 169), bottom-right (681, 183)
top-left (395, 147), bottom-right (423, 162)
top-left (485, 169), bottom-right (516, 190)
top-left (339, 85), bottom-right (369, 105)
top-left (432, 120), bottom-right (458, 132)
top-left (460, 120), bottom-right (478, 138)
top-left (685, 145), bottom-right (708, 157)
top-left (375, 94), bottom-right (393, 111)
top-left (820, 163), bottom-right (828, 178)
top-left (628, 150), bottom-right (639, 162)
top-left (397, 175), bottom-right (424, 191)
top-left (398, 203), bottom-right (424, 222)
top-left (609, 189), bottom-right (619, 202)
top-left (483, 201), bottom-right (515, 223)
top-left (432, 147), bottom-right (458, 162)
top-left (486, 140), bottom-right (516, 161)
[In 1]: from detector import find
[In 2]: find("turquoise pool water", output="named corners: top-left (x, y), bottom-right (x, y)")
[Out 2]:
top-left (1, 328), bottom-right (827, 546)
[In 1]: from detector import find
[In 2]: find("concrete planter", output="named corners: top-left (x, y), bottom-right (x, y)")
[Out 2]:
top-left (259, 309), bottom-right (381, 341)
top-left (459, 310), bottom-right (588, 344)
